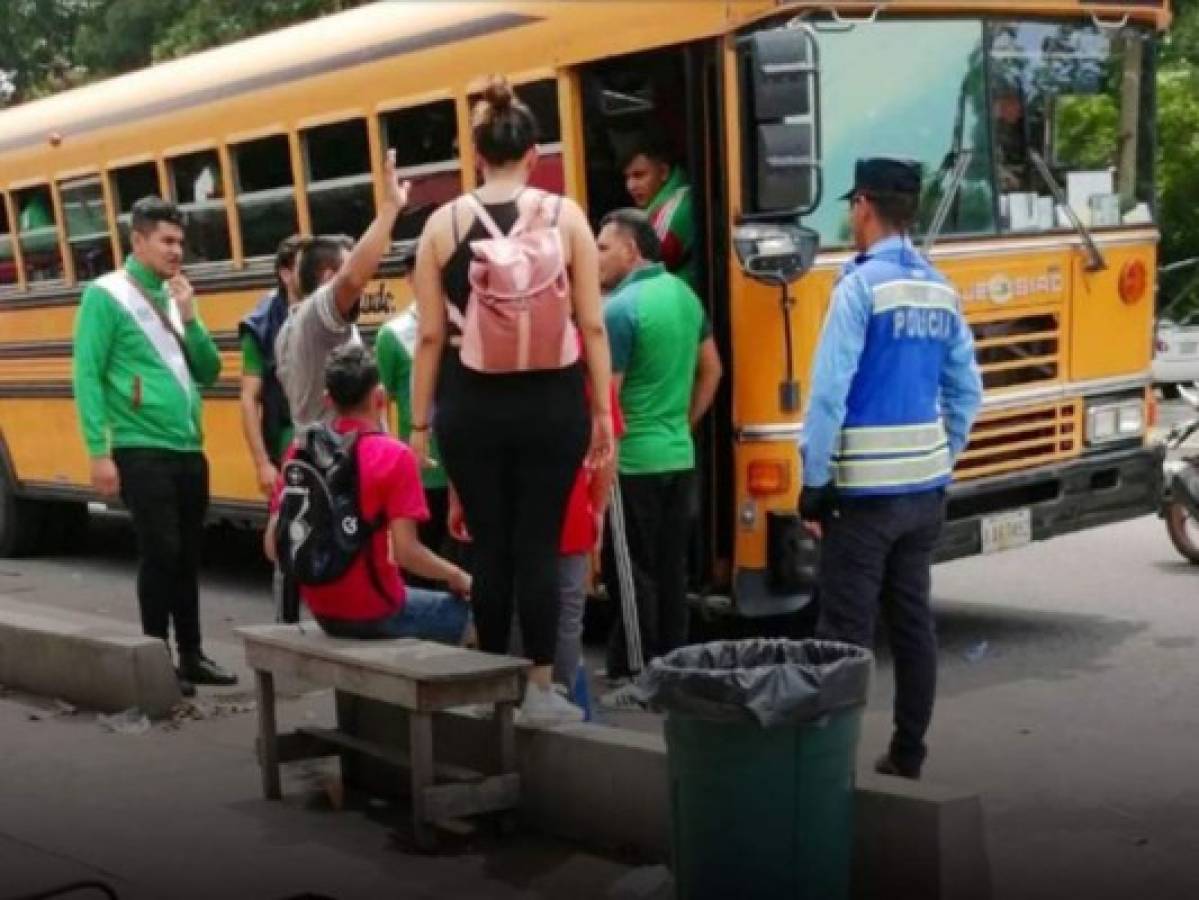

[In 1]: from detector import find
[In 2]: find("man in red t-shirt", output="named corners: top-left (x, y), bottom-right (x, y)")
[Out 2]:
top-left (265, 345), bottom-right (471, 641)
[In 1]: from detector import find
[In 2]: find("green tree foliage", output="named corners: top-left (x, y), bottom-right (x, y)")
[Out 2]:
top-left (1158, 0), bottom-right (1199, 273)
top-left (0, 0), bottom-right (368, 104)
top-left (0, 0), bottom-right (106, 103)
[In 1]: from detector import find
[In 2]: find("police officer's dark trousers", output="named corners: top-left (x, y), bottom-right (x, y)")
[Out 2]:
top-left (815, 489), bottom-right (945, 772)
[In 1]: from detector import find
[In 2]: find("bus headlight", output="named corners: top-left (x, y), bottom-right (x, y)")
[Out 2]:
top-left (1086, 399), bottom-right (1144, 445)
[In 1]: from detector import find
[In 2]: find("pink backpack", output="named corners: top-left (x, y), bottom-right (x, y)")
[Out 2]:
top-left (446, 191), bottom-right (579, 374)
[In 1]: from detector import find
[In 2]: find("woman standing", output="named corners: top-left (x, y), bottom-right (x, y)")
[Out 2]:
top-left (409, 77), bottom-right (613, 725)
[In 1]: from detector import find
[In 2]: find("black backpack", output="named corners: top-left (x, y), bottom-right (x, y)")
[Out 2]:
top-left (275, 426), bottom-right (395, 604)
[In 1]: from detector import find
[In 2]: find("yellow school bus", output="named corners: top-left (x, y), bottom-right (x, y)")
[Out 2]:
top-left (0, 1), bottom-right (1170, 616)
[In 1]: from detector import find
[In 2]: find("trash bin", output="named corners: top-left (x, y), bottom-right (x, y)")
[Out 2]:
top-left (641, 639), bottom-right (873, 900)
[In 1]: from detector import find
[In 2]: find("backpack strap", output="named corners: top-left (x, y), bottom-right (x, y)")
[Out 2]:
top-left (463, 193), bottom-right (507, 240)
top-left (350, 430), bottom-right (403, 610)
top-left (509, 189), bottom-right (555, 237)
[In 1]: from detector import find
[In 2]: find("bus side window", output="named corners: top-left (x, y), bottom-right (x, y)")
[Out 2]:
top-left (380, 99), bottom-right (462, 242)
top-left (13, 185), bottom-right (64, 284)
top-left (0, 195), bottom-right (17, 290)
top-left (168, 150), bottom-right (233, 265)
top-left (109, 162), bottom-right (161, 257)
top-left (232, 134), bottom-right (299, 259)
top-left (59, 175), bottom-right (115, 284)
top-left (517, 79), bottom-right (565, 193)
top-left (303, 118), bottom-right (375, 238)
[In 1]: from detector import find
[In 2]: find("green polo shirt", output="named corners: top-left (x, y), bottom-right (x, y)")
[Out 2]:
top-left (374, 312), bottom-right (447, 490)
top-left (605, 263), bottom-right (710, 475)
top-left (73, 256), bottom-right (221, 457)
top-left (240, 334), bottom-right (294, 459)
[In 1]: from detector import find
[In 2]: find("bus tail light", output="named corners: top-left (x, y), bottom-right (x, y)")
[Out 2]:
top-left (747, 459), bottom-right (791, 496)
top-left (1119, 260), bottom-right (1148, 305)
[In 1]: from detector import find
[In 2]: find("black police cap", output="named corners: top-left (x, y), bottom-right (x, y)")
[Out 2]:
top-left (839, 157), bottom-right (923, 200)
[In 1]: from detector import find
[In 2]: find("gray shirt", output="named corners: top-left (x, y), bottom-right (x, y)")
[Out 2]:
top-left (274, 281), bottom-right (361, 431)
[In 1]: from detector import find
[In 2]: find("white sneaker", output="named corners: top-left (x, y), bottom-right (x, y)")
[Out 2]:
top-left (518, 683), bottom-right (585, 727)
top-left (599, 681), bottom-right (649, 712)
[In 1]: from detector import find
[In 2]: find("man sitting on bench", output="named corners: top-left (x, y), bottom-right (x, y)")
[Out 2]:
top-left (265, 344), bottom-right (472, 642)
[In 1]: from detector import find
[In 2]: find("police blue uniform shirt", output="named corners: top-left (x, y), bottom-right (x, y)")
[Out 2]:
top-left (802, 235), bottom-right (983, 496)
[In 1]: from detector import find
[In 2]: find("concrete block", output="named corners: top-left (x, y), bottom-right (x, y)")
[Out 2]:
top-left (335, 697), bottom-right (991, 898)
top-left (0, 597), bottom-right (181, 717)
top-left (853, 774), bottom-right (992, 900)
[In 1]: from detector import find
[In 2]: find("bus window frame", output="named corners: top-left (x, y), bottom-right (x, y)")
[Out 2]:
top-left (10, 180), bottom-right (70, 288)
top-left (300, 115), bottom-right (376, 240)
top-left (57, 171), bottom-right (118, 283)
top-left (377, 93), bottom-right (464, 244)
top-left (228, 130), bottom-right (301, 264)
top-left (165, 143), bottom-right (240, 272)
top-left (0, 190), bottom-right (25, 294)
top-left (106, 157), bottom-right (166, 261)
top-left (287, 130), bottom-right (313, 237)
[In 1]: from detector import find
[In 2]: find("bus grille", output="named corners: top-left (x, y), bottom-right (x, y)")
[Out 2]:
top-left (972, 312), bottom-right (1061, 390)
top-left (955, 400), bottom-right (1080, 481)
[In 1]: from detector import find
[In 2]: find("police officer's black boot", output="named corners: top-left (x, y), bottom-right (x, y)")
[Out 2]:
top-left (874, 752), bottom-right (922, 780)
top-left (178, 651), bottom-right (239, 687)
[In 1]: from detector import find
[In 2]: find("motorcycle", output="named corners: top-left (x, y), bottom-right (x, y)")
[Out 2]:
top-left (1161, 385), bottom-right (1199, 564)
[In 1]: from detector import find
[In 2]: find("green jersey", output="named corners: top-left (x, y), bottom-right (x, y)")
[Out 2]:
top-left (375, 310), bottom-right (447, 490)
top-left (605, 263), bottom-right (710, 475)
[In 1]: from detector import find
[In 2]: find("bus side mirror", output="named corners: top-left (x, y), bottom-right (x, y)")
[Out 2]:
top-left (741, 26), bottom-right (822, 216)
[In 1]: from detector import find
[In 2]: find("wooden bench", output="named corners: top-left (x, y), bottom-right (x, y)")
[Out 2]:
top-left (238, 624), bottom-right (531, 847)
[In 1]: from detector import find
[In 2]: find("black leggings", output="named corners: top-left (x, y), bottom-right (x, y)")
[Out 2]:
top-left (435, 359), bottom-right (589, 665)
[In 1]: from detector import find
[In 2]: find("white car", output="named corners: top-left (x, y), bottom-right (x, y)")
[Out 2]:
top-left (1154, 314), bottom-right (1199, 394)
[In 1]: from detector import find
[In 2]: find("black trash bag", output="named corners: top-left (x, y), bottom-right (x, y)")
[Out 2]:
top-left (639, 639), bottom-right (872, 728)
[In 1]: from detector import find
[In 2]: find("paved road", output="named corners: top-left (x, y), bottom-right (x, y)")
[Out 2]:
top-left (3, 475), bottom-right (1199, 898)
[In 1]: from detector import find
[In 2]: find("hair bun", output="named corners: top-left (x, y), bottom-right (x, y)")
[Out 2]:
top-left (481, 76), bottom-right (514, 114)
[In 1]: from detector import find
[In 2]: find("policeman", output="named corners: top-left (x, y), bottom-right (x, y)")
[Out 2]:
top-left (799, 158), bottom-right (983, 780)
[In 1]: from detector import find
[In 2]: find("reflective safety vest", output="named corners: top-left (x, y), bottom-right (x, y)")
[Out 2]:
top-left (834, 251), bottom-right (964, 496)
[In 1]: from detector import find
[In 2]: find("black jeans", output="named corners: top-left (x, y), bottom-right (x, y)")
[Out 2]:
top-left (815, 490), bottom-right (946, 771)
top-left (436, 360), bottom-right (589, 666)
top-left (113, 449), bottom-right (209, 655)
top-left (605, 469), bottom-right (695, 679)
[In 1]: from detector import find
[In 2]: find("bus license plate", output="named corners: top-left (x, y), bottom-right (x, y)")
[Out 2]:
top-left (980, 509), bottom-right (1032, 555)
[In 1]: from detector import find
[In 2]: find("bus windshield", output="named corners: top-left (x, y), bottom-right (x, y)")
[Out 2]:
top-left (795, 18), bottom-right (1155, 248)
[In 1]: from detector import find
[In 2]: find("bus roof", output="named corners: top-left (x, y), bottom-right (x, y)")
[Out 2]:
top-left (0, 0), bottom-right (1169, 157)
top-left (0, 0), bottom-right (672, 156)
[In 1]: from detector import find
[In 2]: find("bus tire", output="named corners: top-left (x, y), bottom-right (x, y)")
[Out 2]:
top-left (0, 467), bottom-right (45, 557)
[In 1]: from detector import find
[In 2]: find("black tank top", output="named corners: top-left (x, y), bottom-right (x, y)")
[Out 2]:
top-left (441, 197), bottom-right (521, 319)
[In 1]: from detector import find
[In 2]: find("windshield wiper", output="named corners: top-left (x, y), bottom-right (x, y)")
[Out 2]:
top-left (1029, 150), bottom-right (1106, 273)
top-left (922, 150), bottom-right (973, 255)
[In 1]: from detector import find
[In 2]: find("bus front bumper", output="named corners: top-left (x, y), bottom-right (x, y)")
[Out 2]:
top-left (937, 444), bottom-right (1163, 562)
top-left (732, 444), bottom-right (1162, 617)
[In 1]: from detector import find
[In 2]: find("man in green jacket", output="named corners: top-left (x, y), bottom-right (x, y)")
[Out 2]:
top-left (73, 197), bottom-right (237, 696)
top-left (621, 132), bottom-right (698, 292)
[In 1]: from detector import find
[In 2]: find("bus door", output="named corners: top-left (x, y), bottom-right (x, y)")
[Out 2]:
top-left (576, 39), bottom-right (728, 596)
